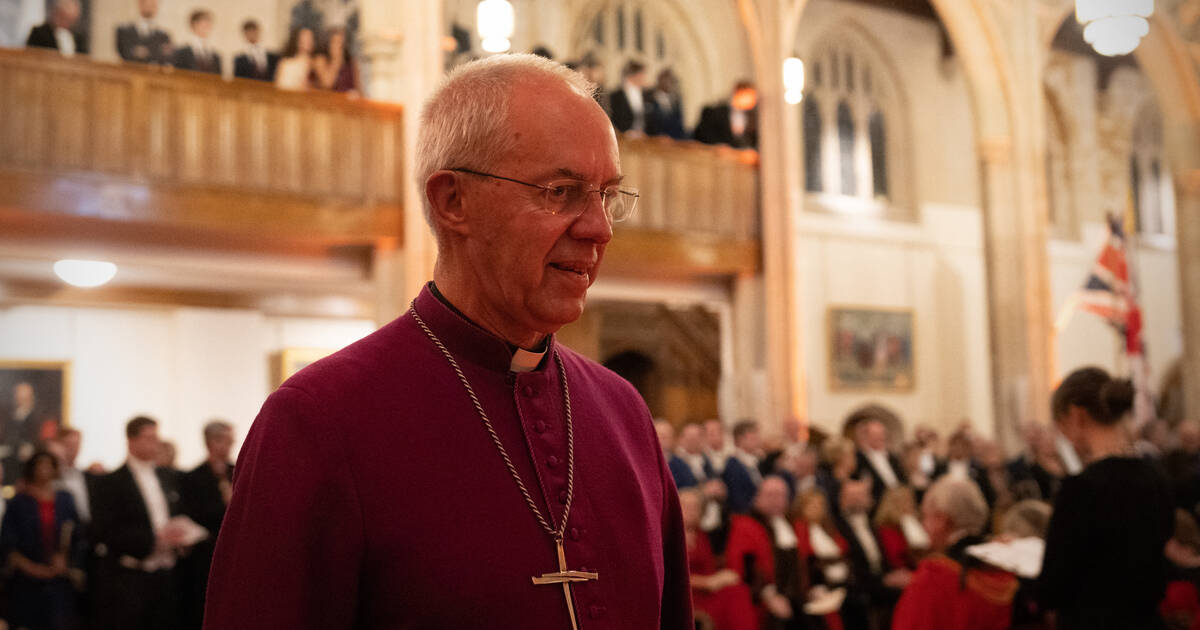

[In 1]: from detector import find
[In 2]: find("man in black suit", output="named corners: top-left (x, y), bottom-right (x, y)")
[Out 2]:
top-left (179, 420), bottom-right (235, 629)
top-left (693, 80), bottom-right (758, 149)
top-left (835, 479), bottom-right (905, 630)
top-left (115, 0), bottom-right (172, 64)
top-left (91, 416), bottom-right (189, 630)
top-left (608, 60), bottom-right (651, 135)
top-left (173, 9), bottom-right (221, 75)
top-left (853, 417), bottom-right (908, 505)
top-left (26, 0), bottom-right (87, 56)
top-left (233, 19), bottom-right (278, 81)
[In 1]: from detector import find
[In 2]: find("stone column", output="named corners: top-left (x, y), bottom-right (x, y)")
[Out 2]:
top-left (1177, 169), bottom-right (1200, 417)
top-left (360, 0), bottom-right (442, 323)
top-left (745, 0), bottom-right (808, 434)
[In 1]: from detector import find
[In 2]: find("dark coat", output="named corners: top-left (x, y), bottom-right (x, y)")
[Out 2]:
top-left (722, 456), bottom-right (760, 515)
top-left (667, 453), bottom-right (712, 490)
top-left (692, 103), bottom-right (757, 148)
top-left (855, 449), bottom-right (909, 505)
top-left (115, 23), bottom-right (172, 64)
top-left (26, 23), bottom-right (88, 55)
top-left (173, 45), bottom-right (222, 75)
top-left (609, 86), bottom-right (652, 134)
top-left (234, 51), bottom-right (280, 81)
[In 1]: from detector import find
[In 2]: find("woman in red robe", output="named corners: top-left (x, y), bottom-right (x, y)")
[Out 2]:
top-left (893, 477), bottom-right (1018, 630)
top-left (874, 485), bottom-right (929, 572)
top-left (679, 489), bottom-right (757, 630)
top-left (792, 489), bottom-right (847, 630)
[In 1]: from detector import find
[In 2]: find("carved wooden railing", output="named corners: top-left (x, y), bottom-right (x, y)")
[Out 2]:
top-left (608, 136), bottom-right (761, 276)
top-left (0, 48), bottom-right (404, 245)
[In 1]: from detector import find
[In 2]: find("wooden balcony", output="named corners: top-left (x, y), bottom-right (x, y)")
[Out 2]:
top-left (0, 50), bottom-right (760, 313)
top-left (0, 48), bottom-right (404, 252)
top-left (610, 136), bottom-right (761, 278)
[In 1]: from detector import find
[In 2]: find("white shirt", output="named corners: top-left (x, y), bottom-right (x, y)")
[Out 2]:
top-left (127, 457), bottom-right (175, 570)
top-left (771, 516), bottom-right (797, 549)
top-left (809, 523), bottom-right (841, 559)
top-left (245, 43), bottom-right (268, 71)
top-left (865, 448), bottom-right (900, 488)
top-left (135, 18), bottom-right (155, 38)
top-left (847, 512), bottom-right (883, 574)
top-left (947, 459), bottom-right (971, 479)
top-left (622, 82), bottom-right (645, 132)
top-left (676, 451), bottom-right (710, 483)
top-left (730, 108), bottom-right (747, 137)
top-left (188, 34), bottom-right (212, 61)
top-left (53, 26), bottom-right (74, 57)
top-left (900, 513), bottom-right (930, 550)
top-left (732, 449), bottom-right (762, 486)
top-left (706, 444), bottom-right (733, 475)
top-left (57, 466), bottom-right (90, 522)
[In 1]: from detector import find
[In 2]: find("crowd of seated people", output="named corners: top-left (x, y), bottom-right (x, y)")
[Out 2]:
top-left (659, 367), bottom-right (1198, 630)
top-left (0, 417), bottom-right (235, 630)
top-left (23, 0), bottom-right (359, 95)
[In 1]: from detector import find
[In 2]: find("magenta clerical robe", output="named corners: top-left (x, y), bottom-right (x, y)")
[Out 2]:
top-left (204, 285), bottom-right (693, 629)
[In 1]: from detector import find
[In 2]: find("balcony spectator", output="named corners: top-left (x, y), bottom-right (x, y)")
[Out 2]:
top-left (173, 9), bottom-right (220, 75)
top-left (275, 27), bottom-right (317, 91)
top-left (648, 67), bottom-right (686, 139)
top-left (313, 26), bottom-right (359, 94)
top-left (693, 80), bottom-right (758, 149)
top-left (233, 19), bottom-right (278, 81)
top-left (609, 59), bottom-right (650, 135)
top-left (116, 0), bottom-right (171, 65)
top-left (25, 0), bottom-right (86, 56)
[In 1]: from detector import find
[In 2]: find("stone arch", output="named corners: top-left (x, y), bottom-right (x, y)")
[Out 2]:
top-left (567, 0), bottom-right (728, 122)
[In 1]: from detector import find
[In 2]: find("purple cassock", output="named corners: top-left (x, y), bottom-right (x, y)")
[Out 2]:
top-left (204, 284), bottom-right (693, 629)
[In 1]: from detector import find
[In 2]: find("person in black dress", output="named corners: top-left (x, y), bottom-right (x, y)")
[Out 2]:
top-left (1036, 366), bottom-right (1174, 630)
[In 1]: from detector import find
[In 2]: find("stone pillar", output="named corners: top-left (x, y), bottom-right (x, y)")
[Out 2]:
top-left (745, 0), bottom-right (808, 435)
top-left (1178, 169), bottom-right (1200, 417)
top-left (360, 0), bottom-right (442, 322)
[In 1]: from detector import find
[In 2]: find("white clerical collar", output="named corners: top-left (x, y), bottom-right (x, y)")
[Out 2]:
top-left (510, 347), bottom-right (546, 373)
top-left (190, 34), bottom-right (211, 54)
top-left (771, 516), bottom-right (798, 549)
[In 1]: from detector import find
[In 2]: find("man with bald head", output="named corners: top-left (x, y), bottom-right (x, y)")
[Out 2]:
top-left (205, 54), bottom-right (691, 629)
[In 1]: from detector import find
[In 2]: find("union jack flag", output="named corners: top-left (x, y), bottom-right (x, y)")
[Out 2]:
top-left (1075, 214), bottom-right (1153, 424)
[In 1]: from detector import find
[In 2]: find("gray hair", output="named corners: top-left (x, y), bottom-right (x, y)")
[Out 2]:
top-left (923, 476), bottom-right (990, 536)
top-left (203, 419), bottom-right (234, 443)
top-left (1000, 500), bottom-right (1052, 539)
top-left (414, 54), bottom-right (597, 228)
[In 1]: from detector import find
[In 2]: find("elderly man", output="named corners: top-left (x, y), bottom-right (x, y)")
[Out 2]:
top-left (205, 54), bottom-right (691, 629)
top-left (891, 477), bottom-right (1018, 630)
top-left (25, 0), bottom-right (86, 56)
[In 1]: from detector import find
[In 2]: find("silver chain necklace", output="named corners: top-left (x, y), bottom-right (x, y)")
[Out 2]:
top-left (409, 303), bottom-right (576, 542)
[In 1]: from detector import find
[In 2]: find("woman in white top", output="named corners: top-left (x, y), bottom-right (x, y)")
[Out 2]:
top-left (274, 27), bottom-right (316, 91)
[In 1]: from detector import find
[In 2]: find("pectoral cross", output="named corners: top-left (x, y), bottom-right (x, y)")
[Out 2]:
top-left (532, 539), bottom-right (598, 630)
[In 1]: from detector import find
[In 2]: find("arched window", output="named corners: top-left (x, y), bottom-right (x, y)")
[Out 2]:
top-left (837, 102), bottom-right (857, 196)
top-left (804, 98), bottom-right (823, 193)
top-left (869, 110), bottom-right (888, 197)
top-left (1131, 104), bottom-right (1175, 237)
top-left (799, 25), bottom-right (911, 216)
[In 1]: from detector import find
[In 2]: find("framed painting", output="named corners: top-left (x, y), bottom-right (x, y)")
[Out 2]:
top-left (828, 307), bottom-right (915, 392)
top-left (272, 348), bottom-right (335, 387)
top-left (0, 360), bottom-right (70, 483)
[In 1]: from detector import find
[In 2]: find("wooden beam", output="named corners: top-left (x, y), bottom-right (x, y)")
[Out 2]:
top-left (603, 229), bottom-right (761, 279)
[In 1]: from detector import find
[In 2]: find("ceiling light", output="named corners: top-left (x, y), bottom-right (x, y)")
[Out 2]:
top-left (53, 259), bottom-right (117, 288)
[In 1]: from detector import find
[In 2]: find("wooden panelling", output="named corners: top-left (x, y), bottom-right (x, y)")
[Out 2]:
top-left (0, 48), bottom-right (405, 245)
top-left (616, 137), bottom-right (760, 243)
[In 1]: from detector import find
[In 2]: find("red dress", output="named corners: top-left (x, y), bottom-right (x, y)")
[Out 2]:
top-left (687, 529), bottom-right (757, 630)
top-left (892, 554), bottom-right (1019, 630)
top-left (877, 525), bottom-right (914, 570)
top-left (793, 519), bottom-right (847, 630)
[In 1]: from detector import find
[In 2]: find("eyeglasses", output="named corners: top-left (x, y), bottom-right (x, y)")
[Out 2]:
top-left (449, 168), bottom-right (639, 223)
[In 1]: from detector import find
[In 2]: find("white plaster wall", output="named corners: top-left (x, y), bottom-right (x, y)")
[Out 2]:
top-left (796, 205), bottom-right (993, 439)
top-left (0, 304), bottom-right (374, 470)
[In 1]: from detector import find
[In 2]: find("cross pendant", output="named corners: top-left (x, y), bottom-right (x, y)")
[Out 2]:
top-left (531, 539), bottom-right (598, 630)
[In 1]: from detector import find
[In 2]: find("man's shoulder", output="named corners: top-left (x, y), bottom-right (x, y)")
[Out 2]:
top-left (276, 315), bottom-right (424, 401)
top-left (555, 343), bottom-right (640, 400)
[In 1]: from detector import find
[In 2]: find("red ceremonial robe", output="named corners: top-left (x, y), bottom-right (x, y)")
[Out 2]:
top-left (891, 555), bottom-right (1019, 630)
top-left (204, 285), bottom-right (693, 629)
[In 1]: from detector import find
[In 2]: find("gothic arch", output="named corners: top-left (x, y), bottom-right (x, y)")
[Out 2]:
top-left (567, 0), bottom-right (727, 122)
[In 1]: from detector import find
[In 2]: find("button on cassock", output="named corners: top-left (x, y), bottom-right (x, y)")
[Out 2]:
top-left (522, 385), bottom-right (537, 397)
top-left (547, 455), bottom-right (560, 468)
top-left (534, 421), bottom-right (547, 433)
top-left (558, 490), bottom-right (568, 504)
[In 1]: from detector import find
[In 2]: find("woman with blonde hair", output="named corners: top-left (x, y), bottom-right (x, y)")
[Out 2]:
top-left (874, 485), bottom-right (929, 571)
top-left (790, 488), bottom-right (849, 629)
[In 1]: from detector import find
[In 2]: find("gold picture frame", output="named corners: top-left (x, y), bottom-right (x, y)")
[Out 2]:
top-left (827, 306), bottom-right (915, 392)
top-left (272, 348), bottom-right (335, 388)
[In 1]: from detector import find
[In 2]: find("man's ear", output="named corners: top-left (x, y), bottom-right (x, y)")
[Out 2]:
top-left (426, 171), bottom-right (470, 236)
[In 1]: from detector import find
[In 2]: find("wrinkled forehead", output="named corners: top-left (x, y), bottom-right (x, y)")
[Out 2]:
top-left (500, 78), bottom-right (619, 180)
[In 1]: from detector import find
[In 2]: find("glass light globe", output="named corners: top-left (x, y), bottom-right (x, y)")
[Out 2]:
top-left (53, 259), bottom-right (118, 288)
